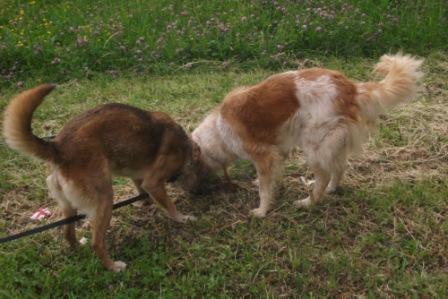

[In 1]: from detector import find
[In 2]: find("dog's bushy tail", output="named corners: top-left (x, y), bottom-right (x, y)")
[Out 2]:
top-left (372, 52), bottom-right (424, 108)
top-left (357, 53), bottom-right (424, 121)
top-left (3, 84), bottom-right (59, 162)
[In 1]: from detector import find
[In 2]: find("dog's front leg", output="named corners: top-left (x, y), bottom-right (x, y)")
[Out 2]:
top-left (222, 166), bottom-right (239, 191)
top-left (250, 150), bottom-right (282, 218)
top-left (326, 167), bottom-right (345, 194)
top-left (143, 180), bottom-right (196, 223)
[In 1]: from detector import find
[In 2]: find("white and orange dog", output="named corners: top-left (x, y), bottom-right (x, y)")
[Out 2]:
top-left (192, 53), bottom-right (423, 217)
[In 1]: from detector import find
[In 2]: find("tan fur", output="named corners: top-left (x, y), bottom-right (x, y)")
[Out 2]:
top-left (3, 84), bottom-right (58, 161)
top-left (3, 85), bottom-right (200, 272)
top-left (192, 53), bottom-right (423, 217)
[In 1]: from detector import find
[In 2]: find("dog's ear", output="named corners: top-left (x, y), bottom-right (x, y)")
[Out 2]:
top-left (192, 141), bottom-right (201, 161)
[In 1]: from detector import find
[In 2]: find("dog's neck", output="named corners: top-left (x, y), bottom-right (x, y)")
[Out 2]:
top-left (192, 111), bottom-right (236, 171)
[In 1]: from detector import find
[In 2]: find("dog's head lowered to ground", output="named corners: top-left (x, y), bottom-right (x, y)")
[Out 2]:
top-left (175, 139), bottom-right (216, 194)
top-left (3, 85), bottom-right (200, 272)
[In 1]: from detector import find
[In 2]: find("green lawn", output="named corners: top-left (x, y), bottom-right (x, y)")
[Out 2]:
top-left (1, 0), bottom-right (447, 86)
top-left (1, 0), bottom-right (448, 296)
top-left (1, 53), bottom-right (447, 297)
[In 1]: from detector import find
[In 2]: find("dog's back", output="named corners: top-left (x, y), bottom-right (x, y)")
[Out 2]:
top-left (54, 103), bottom-right (190, 177)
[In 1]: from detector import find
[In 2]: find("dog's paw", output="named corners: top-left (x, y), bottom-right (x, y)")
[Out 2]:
top-left (326, 185), bottom-right (343, 194)
top-left (79, 237), bottom-right (89, 246)
top-left (182, 215), bottom-right (197, 222)
top-left (300, 176), bottom-right (315, 186)
top-left (249, 208), bottom-right (267, 218)
top-left (111, 261), bottom-right (127, 272)
top-left (251, 179), bottom-right (259, 187)
top-left (294, 196), bottom-right (312, 208)
top-left (325, 184), bottom-right (337, 194)
top-left (173, 214), bottom-right (197, 223)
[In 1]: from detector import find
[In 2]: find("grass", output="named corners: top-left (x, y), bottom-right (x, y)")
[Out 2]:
top-left (1, 0), bottom-right (447, 85)
top-left (1, 181), bottom-right (447, 298)
top-left (1, 0), bottom-right (447, 295)
top-left (0, 53), bottom-right (447, 297)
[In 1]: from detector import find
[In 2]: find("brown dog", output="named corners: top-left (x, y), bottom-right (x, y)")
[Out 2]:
top-left (3, 84), bottom-right (201, 271)
top-left (192, 53), bottom-right (423, 218)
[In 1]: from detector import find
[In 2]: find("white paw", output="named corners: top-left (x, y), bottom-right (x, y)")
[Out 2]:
top-left (174, 214), bottom-right (197, 223)
top-left (111, 260), bottom-right (127, 272)
top-left (294, 196), bottom-right (312, 208)
top-left (325, 185), bottom-right (337, 194)
top-left (300, 176), bottom-right (315, 186)
top-left (79, 237), bottom-right (88, 246)
top-left (249, 208), bottom-right (267, 218)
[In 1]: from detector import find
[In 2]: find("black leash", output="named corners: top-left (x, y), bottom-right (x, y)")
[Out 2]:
top-left (0, 193), bottom-right (148, 244)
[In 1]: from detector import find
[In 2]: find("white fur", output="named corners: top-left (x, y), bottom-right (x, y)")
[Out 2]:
top-left (192, 112), bottom-right (239, 170)
top-left (278, 75), bottom-right (343, 159)
top-left (296, 75), bottom-right (338, 125)
top-left (111, 261), bottom-right (127, 272)
top-left (194, 54), bottom-right (423, 216)
top-left (216, 114), bottom-right (251, 160)
top-left (47, 171), bottom-right (97, 219)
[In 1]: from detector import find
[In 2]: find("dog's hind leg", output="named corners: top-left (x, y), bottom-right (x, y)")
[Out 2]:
top-left (61, 206), bottom-right (78, 248)
top-left (326, 156), bottom-right (347, 194)
top-left (295, 125), bottom-right (347, 207)
top-left (132, 179), bottom-right (146, 195)
top-left (294, 164), bottom-right (330, 208)
top-left (89, 182), bottom-right (127, 272)
top-left (63, 166), bottom-right (126, 272)
top-left (47, 173), bottom-right (78, 248)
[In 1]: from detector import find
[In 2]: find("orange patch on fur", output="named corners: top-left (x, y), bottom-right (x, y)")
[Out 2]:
top-left (220, 72), bottom-right (299, 146)
top-left (332, 72), bottom-right (359, 122)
